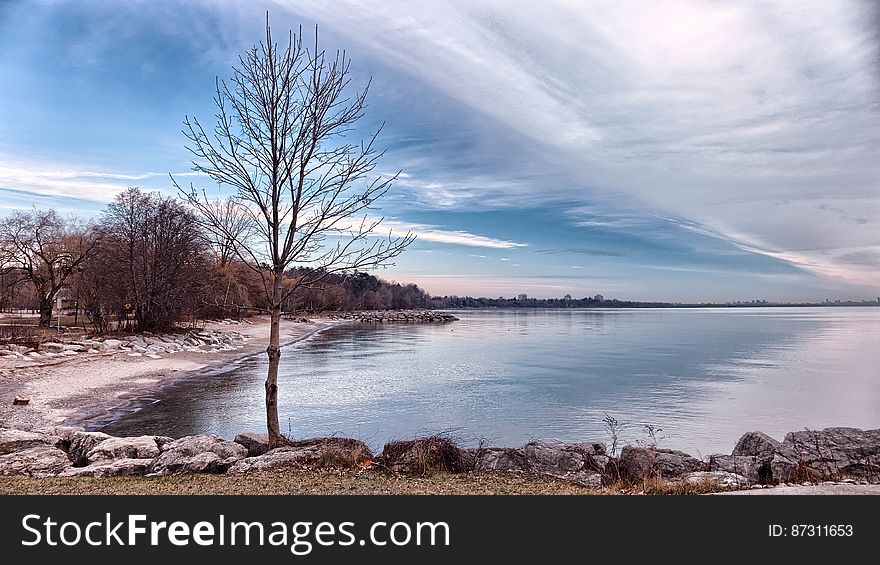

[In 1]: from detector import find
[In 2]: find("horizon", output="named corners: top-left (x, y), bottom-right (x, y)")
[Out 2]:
top-left (1, 1), bottom-right (878, 302)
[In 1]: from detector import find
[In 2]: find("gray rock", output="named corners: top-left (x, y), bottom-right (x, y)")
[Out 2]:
top-left (67, 431), bottom-right (112, 465)
top-left (39, 342), bottom-right (65, 353)
top-left (771, 427), bottom-right (880, 483)
top-left (229, 438), bottom-right (373, 473)
top-left (470, 447), bottom-right (528, 473)
top-left (470, 442), bottom-right (607, 487)
top-left (733, 431), bottom-right (780, 458)
top-left (59, 458), bottom-right (152, 477)
top-left (680, 471), bottom-right (748, 489)
top-left (618, 446), bottom-right (702, 483)
top-left (0, 428), bottom-right (62, 455)
top-left (0, 446), bottom-right (72, 476)
top-left (234, 432), bottom-right (270, 457)
top-left (705, 453), bottom-right (768, 484)
top-left (32, 426), bottom-right (85, 448)
top-left (100, 339), bottom-right (122, 350)
top-left (521, 442), bottom-right (606, 486)
top-left (86, 435), bottom-right (162, 464)
top-left (150, 435), bottom-right (247, 475)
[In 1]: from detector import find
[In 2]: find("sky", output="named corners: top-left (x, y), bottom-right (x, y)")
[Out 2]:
top-left (0, 0), bottom-right (878, 302)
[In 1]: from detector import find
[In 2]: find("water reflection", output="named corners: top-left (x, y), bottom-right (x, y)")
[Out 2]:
top-left (102, 308), bottom-right (880, 454)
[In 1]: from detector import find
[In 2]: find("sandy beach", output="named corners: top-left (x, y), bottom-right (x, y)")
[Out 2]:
top-left (0, 316), bottom-right (345, 432)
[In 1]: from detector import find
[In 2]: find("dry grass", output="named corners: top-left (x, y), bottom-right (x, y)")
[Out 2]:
top-left (0, 469), bottom-right (610, 495)
top-left (378, 435), bottom-right (467, 475)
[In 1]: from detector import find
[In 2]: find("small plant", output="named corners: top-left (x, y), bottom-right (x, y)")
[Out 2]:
top-left (602, 413), bottom-right (624, 456)
top-left (639, 423), bottom-right (666, 449)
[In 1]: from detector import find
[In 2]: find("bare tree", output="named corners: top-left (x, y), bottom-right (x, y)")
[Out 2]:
top-left (0, 209), bottom-right (96, 326)
top-left (175, 19), bottom-right (413, 447)
top-left (99, 188), bottom-right (211, 333)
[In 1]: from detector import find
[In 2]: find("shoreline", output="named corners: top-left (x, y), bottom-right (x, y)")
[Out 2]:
top-left (0, 316), bottom-right (349, 433)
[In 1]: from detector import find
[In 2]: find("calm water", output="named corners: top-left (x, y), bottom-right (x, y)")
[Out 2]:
top-left (102, 308), bottom-right (880, 455)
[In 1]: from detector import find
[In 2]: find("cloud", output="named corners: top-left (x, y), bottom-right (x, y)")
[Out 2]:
top-left (376, 218), bottom-right (527, 249)
top-left (281, 0), bottom-right (880, 289)
top-left (0, 158), bottom-right (201, 203)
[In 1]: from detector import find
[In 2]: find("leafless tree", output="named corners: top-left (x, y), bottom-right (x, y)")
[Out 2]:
top-left (0, 209), bottom-right (96, 326)
top-left (99, 187), bottom-right (211, 333)
top-left (175, 19), bottom-right (413, 446)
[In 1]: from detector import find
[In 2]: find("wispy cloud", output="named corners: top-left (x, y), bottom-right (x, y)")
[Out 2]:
top-left (0, 159), bottom-right (199, 203)
top-left (377, 218), bottom-right (527, 249)
top-left (283, 0), bottom-right (880, 290)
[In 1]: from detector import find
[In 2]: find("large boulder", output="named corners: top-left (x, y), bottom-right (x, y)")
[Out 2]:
top-left (0, 428), bottom-right (63, 455)
top-left (67, 431), bottom-right (112, 465)
top-left (469, 447), bottom-right (528, 473)
top-left (469, 442), bottom-right (607, 487)
top-left (705, 454), bottom-right (768, 484)
top-left (86, 436), bottom-right (162, 464)
top-left (228, 438), bottom-right (372, 474)
top-left (618, 446), bottom-right (702, 483)
top-left (234, 432), bottom-right (270, 457)
top-left (521, 442), bottom-right (606, 487)
top-left (771, 427), bottom-right (880, 483)
top-left (59, 458), bottom-right (152, 478)
top-left (150, 435), bottom-right (247, 475)
top-left (733, 432), bottom-right (780, 458)
top-left (0, 446), bottom-right (72, 476)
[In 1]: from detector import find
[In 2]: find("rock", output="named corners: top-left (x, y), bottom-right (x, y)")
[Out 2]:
top-left (470, 447), bottom-right (529, 473)
top-left (39, 342), bottom-right (65, 353)
top-left (228, 438), bottom-right (372, 474)
top-left (87, 435), bottom-right (162, 464)
top-left (680, 471), bottom-right (748, 489)
top-left (32, 425), bottom-right (85, 447)
top-left (705, 453), bottom-right (771, 484)
top-left (100, 339), bottom-right (122, 350)
top-left (0, 446), bottom-right (72, 476)
top-left (59, 458), bottom-right (152, 477)
top-left (733, 431), bottom-right (780, 458)
top-left (618, 446), bottom-right (702, 483)
top-left (0, 428), bottom-right (62, 455)
top-left (150, 435), bottom-right (247, 475)
top-left (12, 396), bottom-right (29, 405)
top-left (66, 431), bottom-right (112, 464)
top-left (234, 432), bottom-right (270, 457)
top-left (469, 442), bottom-right (606, 487)
top-left (62, 344), bottom-right (84, 352)
top-left (521, 442), bottom-right (606, 486)
top-left (770, 427), bottom-right (880, 483)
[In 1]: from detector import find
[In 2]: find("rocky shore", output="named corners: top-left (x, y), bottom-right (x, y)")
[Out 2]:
top-left (1, 426), bottom-right (877, 493)
top-left (327, 310), bottom-right (459, 323)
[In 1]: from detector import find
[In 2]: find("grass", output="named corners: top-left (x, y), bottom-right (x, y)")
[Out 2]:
top-left (0, 469), bottom-right (611, 495)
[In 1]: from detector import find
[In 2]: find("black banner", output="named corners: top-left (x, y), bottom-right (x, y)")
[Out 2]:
top-left (0, 495), bottom-right (875, 562)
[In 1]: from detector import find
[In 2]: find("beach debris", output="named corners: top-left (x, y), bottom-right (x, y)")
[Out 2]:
top-left (12, 395), bottom-right (29, 406)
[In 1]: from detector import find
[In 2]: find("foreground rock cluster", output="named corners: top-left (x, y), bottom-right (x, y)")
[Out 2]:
top-left (327, 311), bottom-right (459, 323)
top-left (1, 426), bottom-right (877, 490)
top-left (0, 327), bottom-right (248, 361)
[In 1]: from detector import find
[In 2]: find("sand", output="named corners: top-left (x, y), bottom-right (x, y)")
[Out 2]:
top-left (0, 316), bottom-right (345, 431)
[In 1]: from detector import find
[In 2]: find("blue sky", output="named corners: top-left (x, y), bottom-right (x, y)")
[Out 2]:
top-left (1, 0), bottom-right (878, 301)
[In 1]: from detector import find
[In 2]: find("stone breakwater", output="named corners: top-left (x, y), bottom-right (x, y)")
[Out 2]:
top-left (327, 311), bottom-right (459, 323)
top-left (0, 326), bottom-right (249, 362)
top-left (1, 426), bottom-right (877, 490)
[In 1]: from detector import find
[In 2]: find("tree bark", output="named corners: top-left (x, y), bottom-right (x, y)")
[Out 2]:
top-left (38, 297), bottom-right (53, 327)
top-left (265, 278), bottom-right (284, 447)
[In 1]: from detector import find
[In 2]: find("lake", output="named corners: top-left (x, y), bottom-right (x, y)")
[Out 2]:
top-left (102, 307), bottom-right (880, 455)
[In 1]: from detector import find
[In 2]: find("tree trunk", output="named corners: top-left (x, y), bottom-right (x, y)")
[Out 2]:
top-left (38, 298), bottom-right (53, 327)
top-left (265, 300), bottom-right (283, 448)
